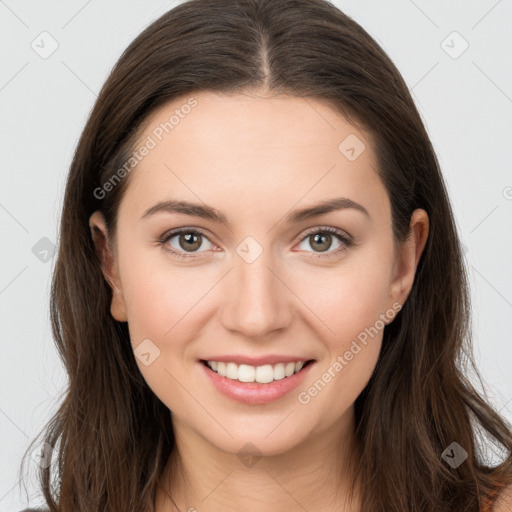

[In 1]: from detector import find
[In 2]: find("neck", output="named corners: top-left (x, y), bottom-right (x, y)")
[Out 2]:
top-left (155, 406), bottom-right (362, 512)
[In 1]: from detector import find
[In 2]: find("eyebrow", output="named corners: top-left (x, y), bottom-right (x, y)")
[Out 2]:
top-left (140, 197), bottom-right (370, 226)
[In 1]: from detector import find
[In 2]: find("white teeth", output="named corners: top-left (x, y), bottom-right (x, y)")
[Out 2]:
top-left (238, 364), bottom-right (256, 382)
top-left (225, 362), bottom-right (238, 379)
top-left (256, 365), bottom-right (274, 384)
top-left (285, 362), bottom-right (295, 377)
top-left (206, 360), bottom-right (309, 383)
top-left (273, 363), bottom-right (285, 380)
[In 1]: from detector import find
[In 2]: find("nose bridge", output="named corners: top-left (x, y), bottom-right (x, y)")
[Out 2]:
top-left (221, 236), bottom-right (292, 337)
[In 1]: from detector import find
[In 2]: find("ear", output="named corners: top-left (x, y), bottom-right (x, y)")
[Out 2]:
top-left (89, 211), bottom-right (128, 322)
top-left (388, 208), bottom-right (429, 309)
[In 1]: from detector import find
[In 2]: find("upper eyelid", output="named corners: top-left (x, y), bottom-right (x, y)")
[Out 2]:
top-left (300, 225), bottom-right (352, 240)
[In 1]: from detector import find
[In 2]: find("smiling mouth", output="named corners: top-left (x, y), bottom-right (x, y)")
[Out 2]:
top-left (200, 359), bottom-right (315, 384)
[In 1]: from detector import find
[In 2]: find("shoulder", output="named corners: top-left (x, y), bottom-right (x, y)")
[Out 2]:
top-left (492, 483), bottom-right (512, 512)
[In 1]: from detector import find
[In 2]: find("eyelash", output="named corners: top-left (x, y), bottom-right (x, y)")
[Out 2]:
top-left (158, 226), bottom-right (353, 260)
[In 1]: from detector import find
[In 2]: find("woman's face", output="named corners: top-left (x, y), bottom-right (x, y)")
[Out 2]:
top-left (91, 90), bottom-right (426, 457)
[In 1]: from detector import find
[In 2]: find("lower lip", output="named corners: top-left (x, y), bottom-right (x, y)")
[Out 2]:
top-left (199, 360), bottom-right (315, 405)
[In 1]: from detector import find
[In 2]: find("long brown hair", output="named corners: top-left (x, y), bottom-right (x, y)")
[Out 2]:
top-left (21, 0), bottom-right (512, 510)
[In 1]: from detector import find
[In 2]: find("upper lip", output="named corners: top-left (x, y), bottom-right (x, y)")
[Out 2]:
top-left (200, 355), bottom-right (315, 366)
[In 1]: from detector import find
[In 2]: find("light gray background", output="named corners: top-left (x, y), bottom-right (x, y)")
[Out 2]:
top-left (1, 1), bottom-right (511, 509)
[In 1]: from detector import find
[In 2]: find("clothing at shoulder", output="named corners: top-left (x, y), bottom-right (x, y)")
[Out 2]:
top-left (19, 508), bottom-right (49, 512)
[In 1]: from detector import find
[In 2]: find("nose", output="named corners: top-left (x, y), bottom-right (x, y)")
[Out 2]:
top-left (220, 248), bottom-right (293, 339)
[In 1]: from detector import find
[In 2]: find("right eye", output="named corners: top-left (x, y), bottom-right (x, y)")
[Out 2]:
top-left (159, 228), bottom-right (216, 259)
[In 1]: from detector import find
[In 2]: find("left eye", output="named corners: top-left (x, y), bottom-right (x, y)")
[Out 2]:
top-left (295, 227), bottom-right (352, 256)
top-left (160, 226), bottom-right (352, 259)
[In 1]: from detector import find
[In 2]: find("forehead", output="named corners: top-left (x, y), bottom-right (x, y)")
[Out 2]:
top-left (140, 90), bottom-right (368, 149)
top-left (118, 90), bottom-right (389, 226)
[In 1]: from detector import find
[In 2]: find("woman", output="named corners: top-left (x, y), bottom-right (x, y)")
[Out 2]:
top-left (21, 0), bottom-right (512, 510)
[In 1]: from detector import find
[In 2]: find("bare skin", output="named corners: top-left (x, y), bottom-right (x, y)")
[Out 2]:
top-left (89, 89), bottom-right (429, 511)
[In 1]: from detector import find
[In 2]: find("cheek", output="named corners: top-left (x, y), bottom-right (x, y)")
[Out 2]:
top-left (291, 248), bottom-right (393, 415)
top-left (293, 248), bottom-right (394, 341)
top-left (118, 244), bottom-right (220, 345)
top-left (119, 257), bottom-right (217, 409)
